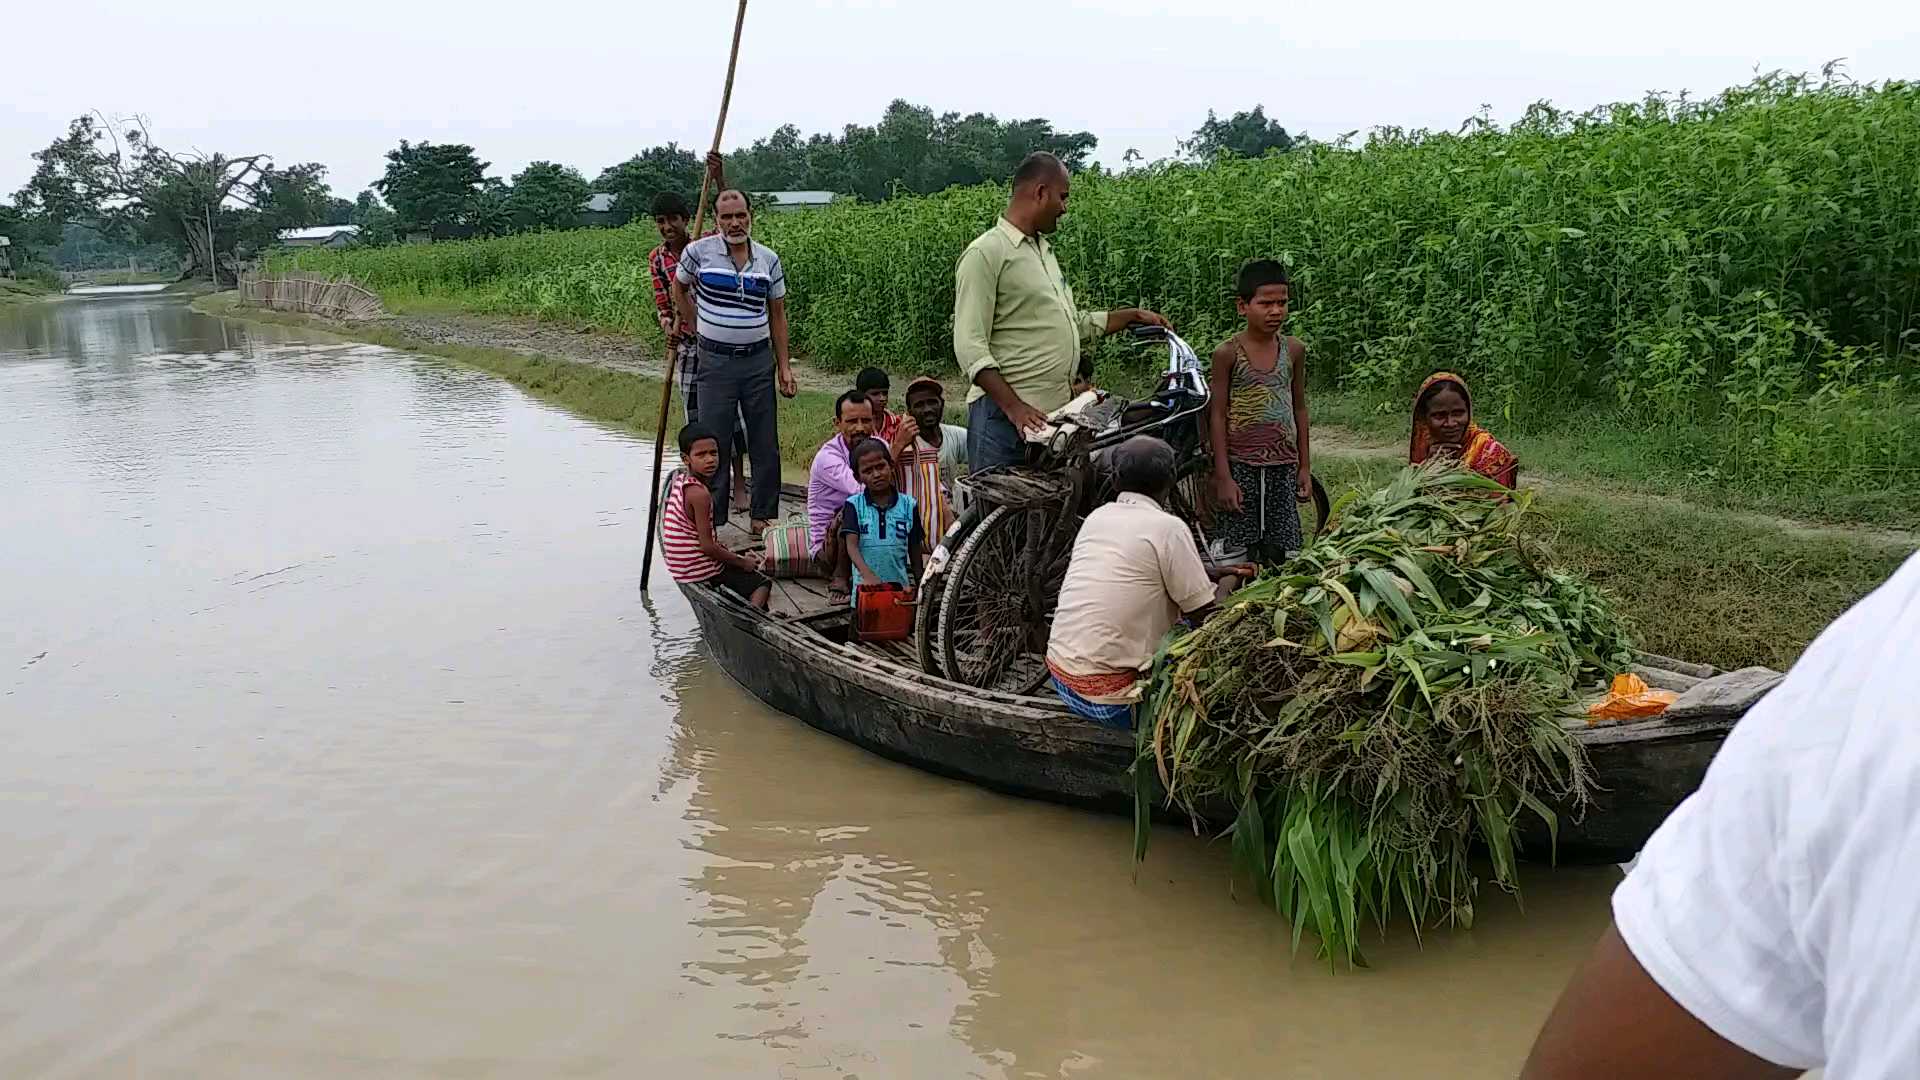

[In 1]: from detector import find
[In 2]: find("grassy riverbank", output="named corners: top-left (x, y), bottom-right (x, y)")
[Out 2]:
top-left (193, 293), bottom-right (850, 468)
top-left (0, 278), bottom-right (57, 305)
top-left (198, 292), bottom-right (1912, 671)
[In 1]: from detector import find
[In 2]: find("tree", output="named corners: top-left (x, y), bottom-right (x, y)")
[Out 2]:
top-left (505, 161), bottom-right (590, 232)
top-left (44, 220), bottom-right (172, 271)
top-left (0, 200), bottom-right (61, 258)
top-left (375, 140), bottom-right (488, 239)
top-left (237, 161), bottom-right (337, 252)
top-left (348, 189), bottom-right (398, 246)
top-left (725, 102), bottom-right (1099, 202)
top-left (592, 144), bottom-right (701, 223)
top-left (1182, 106), bottom-right (1296, 159)
top-left (468, 178), bottom-right (513, 238)
top-left (321, 197), bottom-right (355, 226)
top-left (14, 114), bottom-right (305, 283)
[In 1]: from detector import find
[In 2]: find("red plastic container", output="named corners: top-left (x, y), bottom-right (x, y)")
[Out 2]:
top-left (853, 582), bottom-right (913, 642)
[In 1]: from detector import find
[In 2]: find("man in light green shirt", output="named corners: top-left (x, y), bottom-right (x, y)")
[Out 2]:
top-left (952, 152), bottom-right (1166, 470)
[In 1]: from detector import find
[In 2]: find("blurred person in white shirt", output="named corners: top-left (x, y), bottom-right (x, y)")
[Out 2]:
top-left (1523, 552), bottom-right (1920, 1080)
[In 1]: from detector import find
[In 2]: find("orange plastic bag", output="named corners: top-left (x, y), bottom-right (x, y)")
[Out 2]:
top-left (1586, 673), bottom-right (1678, 723)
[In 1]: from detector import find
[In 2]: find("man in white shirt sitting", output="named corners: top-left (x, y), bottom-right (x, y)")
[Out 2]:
top-left (1523, 552), bottom-right (1920, 1080)
top-left (1044, 436), bottom-right (1251, 726)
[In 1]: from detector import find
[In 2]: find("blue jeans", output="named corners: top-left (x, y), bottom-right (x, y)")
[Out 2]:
top-left (967, 396), bottom-right (1026, 472)
top-left (695, 340), bottom-right (781, 522)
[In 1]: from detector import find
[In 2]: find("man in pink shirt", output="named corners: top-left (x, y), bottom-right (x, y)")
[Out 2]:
top-left (808, 391), bottom-right (876, 601)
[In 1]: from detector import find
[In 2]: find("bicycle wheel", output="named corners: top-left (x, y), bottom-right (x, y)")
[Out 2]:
top-left (933, 504), bottom-right (1062, 695)
top-left (1302, 473), bottom-right (1332, 538)
top-left (914, 503), bottom-right (985, 680)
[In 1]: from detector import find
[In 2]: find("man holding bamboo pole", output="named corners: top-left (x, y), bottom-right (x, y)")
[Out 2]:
top-left (649, 153), bottom-right (748, 513)
top-left (671, 189), bottom-right (798, 531)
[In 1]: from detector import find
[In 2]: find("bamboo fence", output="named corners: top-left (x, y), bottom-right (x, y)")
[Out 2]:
top-left (238, 270), bottom-right (385, 320)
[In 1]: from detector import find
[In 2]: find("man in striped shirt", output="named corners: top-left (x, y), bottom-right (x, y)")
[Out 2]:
top-left (648, 156), bottom-right (749, 513)
top-left (671, 190), bottom-right (799, 533)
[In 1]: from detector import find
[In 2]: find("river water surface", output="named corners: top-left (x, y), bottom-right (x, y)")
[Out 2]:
top-left (1, 294), bottom-right (1621, 1078)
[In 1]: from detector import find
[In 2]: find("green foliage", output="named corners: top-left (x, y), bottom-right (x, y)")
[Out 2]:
top-left (376, 140), bottom-right (490, 239)
top-left (468, 179), bottom-right (513, 239)
top-left (1183, 105), bottom-right (1297, 159)
top-left (594, 144), bottom-right (702, 223)
top-left (727, 100), bottom-right (1099, 201)
top-left (1138, 463), bottom-right (1625, 966)
top-left (506, 162), bottom-right (592, 233)
top-left (13, 116), bottom-right (124, 226)
top-left (15, 114), bottom-right (337, 279)
top-left (348, 189), bottom-right (398, 246)
top-left (1, 200), bottom-right (66, 263)
top-left (2, 266), bottom-right (64, 295)
top-left (240, 161), bottom-right (337, 252)
top-left (277, 73), bottom-right (1920, 497)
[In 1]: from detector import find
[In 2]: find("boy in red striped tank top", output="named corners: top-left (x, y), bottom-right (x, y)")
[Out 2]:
top-left (663, 424), bottom-right (771, 609)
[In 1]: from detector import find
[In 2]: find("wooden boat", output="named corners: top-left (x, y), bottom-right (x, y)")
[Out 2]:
top-left (681, 488), bottom-right (1755, 864)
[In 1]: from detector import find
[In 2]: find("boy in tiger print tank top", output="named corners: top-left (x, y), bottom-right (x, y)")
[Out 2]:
top-left (1207, 260), bottom-right (1312, 565)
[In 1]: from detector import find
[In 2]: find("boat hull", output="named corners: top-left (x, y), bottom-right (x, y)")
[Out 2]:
top-left (682, 582), bottom-right (1732, 864)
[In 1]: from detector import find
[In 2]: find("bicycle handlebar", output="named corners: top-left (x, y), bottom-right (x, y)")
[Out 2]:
top-left (1075, 325), bottom-right (1210, 452)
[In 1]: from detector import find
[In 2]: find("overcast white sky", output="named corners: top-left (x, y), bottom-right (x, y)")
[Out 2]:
top-left (5, 0), bottom-right (1916, 199)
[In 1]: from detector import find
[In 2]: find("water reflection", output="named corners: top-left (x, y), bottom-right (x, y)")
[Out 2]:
top-left (660, 618), bottom-right (1624, 1078)
top-left (666, 654), bottom-right (996, 1076)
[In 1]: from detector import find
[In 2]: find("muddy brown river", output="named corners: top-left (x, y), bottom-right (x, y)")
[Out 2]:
top-left (1, 294), bottom-right (1621, 1078)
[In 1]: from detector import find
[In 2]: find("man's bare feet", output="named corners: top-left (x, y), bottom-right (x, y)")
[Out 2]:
top-left (827, 576), bottom-right (850, 603)
top-left (750, 518), bottom-right (775, 537)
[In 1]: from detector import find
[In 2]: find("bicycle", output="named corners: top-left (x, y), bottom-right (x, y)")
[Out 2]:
top-left (916, 326), bottom-right (1331, 694)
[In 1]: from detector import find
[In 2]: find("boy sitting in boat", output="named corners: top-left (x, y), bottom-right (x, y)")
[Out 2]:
top-left (1046, 436), bottom-right (1253, 726)
top-left (839, 437), bottom-right (925, 606)
top-left (856, 366), bottom-right (906, 445)
top-left (662, 423), bottom-right (772, 610)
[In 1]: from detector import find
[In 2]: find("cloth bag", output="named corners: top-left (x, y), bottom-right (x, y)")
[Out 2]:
top-left (761, 519), bottom-right (816, 579)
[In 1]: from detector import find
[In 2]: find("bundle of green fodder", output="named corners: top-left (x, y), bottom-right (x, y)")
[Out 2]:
top-left (1136, 461), bottom-right (1634, 966)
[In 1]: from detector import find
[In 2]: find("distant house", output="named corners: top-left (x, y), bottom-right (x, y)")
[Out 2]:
top-left (277, 225), bottom-right (360, 248)
top-left (577, 193), bottom-right (622, 229)
top-left (757, 191), bottom-right (839, 213)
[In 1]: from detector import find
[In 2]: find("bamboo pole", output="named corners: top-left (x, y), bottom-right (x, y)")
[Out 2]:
top-left (641, 0), bottom-right (749, 593)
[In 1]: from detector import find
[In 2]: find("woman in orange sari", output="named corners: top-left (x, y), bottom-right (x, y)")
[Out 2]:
top-left (1409, 372), bottom-right (1518, 488)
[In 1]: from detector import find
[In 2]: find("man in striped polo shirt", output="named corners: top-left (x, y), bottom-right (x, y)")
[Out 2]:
top-left (671, 189), bottom-right (799, 532)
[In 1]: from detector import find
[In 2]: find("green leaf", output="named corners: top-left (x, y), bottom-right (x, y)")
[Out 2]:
top-left (1513, 787), bottom-right (1560, 867)
top-left (1391, 554), bottom-right (1447, 608)
top-left (1231, 788), bottom-right (1272, 904)
top-left (1326, 650), bottom-right (1385, 666)
top-left (1361, 566), bottom-right (1421, 631)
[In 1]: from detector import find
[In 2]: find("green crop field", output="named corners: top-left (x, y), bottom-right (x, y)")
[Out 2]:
top-left (277, 72), bottom-right (1919, 526)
